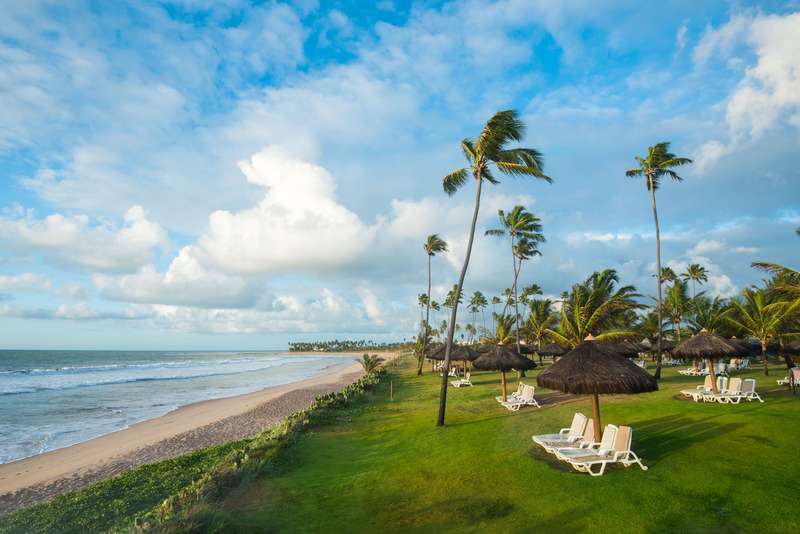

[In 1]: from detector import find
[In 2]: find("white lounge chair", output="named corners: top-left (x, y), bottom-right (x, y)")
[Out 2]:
top-left (738, 359), bottom-right (752, 370)
top-left (678, 362), bottom-right (707, 376)
top-left (777, 368), bottom-right (800, 387)
top-left (554, 424), bottom-right (618, 462)
top-left (740, 378), bottom-right (764, 403)
top-left (496, 382), bottom-right (525, 403)
top-left (680, 375), bottom-right (715, 401)
top-left (532, 413), bottom-right (588, 445)
top-left (565, 425), bottom-right (648, 476)
top-left (713, 362), bottom-right (729, 377)
top-left (704, 377), bottom-right (743, 403)
top-left (451, 372), bottom-right (472, 388)
top-left (500, 384), bottom-right (540, 411)
top-left (537, 419), bottom-right (595, 453)
top-left (636, 360), bottom-right (647, 370)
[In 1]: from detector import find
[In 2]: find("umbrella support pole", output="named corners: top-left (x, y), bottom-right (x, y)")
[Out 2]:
top-left (708, 358), bottom-right (718, 394)
top-left (501, 371), bottom-right (507, 403)
top-left (591, 393), bottom-right (601, 443)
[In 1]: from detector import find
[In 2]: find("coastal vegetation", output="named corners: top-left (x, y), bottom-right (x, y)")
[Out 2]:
top-left (4, 355), bottom-right (799, 532)
top-left (287, 340), bottom-right (408, 353)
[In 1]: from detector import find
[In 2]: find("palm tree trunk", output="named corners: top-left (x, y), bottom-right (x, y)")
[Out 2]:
top-left (419, 255), bottom-right (432, 375)
top-left (650, 178), bottom-right (663, 380)
top-left (437, 177), bottom-right (482, 427)
top-left (761, 339), bottom-right (769, 375)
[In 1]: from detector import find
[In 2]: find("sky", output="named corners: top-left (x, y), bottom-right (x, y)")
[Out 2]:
top-left (0, 0), bottom-right (798, 350)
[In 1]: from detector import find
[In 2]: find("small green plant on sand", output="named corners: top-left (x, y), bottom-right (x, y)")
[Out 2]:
top-left (355, 353), bottom-right (385, 374)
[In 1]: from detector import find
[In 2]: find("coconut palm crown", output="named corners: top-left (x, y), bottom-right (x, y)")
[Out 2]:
top-left (436, 110), bottom-right (551, 427)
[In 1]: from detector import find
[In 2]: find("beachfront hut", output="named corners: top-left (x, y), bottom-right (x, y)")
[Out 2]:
top-left (537, 335), bottom-right (657, 442)
top-left (473, 344), bottom-right (537, 402)
top-left (672, 329), bottom-right (740, 394)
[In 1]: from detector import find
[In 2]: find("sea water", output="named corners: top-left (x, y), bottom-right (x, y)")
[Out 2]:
top-left (0, 350), bottom-right (355, 464)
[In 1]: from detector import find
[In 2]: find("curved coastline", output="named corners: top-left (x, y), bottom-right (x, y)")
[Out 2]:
top-left (0, 353), bottom-right (393, 515)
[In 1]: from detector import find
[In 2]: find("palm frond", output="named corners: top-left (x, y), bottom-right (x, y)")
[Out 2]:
top-left (443, 168), bottom-right (469, 196)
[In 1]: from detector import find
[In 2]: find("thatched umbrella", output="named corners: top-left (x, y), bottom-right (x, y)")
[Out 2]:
top-left (785, 339), bottom-right (800, 356)
top-left (537, 335), bottom-right (658, 442)
top-left (672, 329), bottom-right (739, 394)
top-left (473, 344), bottom-right (537, 402)
top-left (518, 344), bottom-right (539, 355)
top-left (603, 341), bottom-right (639, 359)
top-left (428, 344), bottom-right (481, 374)
top-left (725, 337), bottom-right (752, 358)
top-left (538, 342), bottom-right (568, 360)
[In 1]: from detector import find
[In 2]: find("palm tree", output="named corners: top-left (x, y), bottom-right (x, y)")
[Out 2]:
top-left (728, 287), bottom-right (800, 375)
top-left (469, 291), bottom-right (488, 337)
top-left (688, 296), bottom-right (732, 334)
top-left (627, 141), bottom-right (692, 379)
top-left (523, 298), bottom-right (558, 363)
top-left (420, 234), bottom-right (448, 374)
top-left (661, 279), bottom-right (696, 342)
top-left (486, 205), bottom-right (545, 353)
top-left (355, 354), bottom-right (385, 374)
top-left (653, 266), bottom-right (679, 286)
top-left (479, 313), bottom-right (517, 346)
top-left (548, 270), bottom-right (642, 348)
top-left (682, 263), bottom-right (709, 298)
top-left (437, 109), bottom-right (551, 426)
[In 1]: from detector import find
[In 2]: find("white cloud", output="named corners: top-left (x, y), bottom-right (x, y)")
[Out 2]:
top-left (194, 145), bottom-right (376, 275)
top-left (55, 302), bottom-right (100, 320)
top-left (688, 239), bottom-right (725, 255)
top-left (0, 272), bottom-right (51, 291)
top-left (0, 205), bottom-right (170, 273)
top-left (693, 12), bottom-right (800, 173)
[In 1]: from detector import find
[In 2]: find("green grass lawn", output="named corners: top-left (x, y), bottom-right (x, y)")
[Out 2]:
top-left (218, 356), bottom-right (800, 533)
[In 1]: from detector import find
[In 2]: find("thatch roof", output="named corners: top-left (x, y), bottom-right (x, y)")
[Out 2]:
top-left (602, 340), bottom-right (639, 358)
top-left (473, 344), bottom-right (537, 371)
top-left (427, 344), bottom-right (481, 362)
top-left (518, 344), bottom-right (538, 355)
top-left (538, 342), bottom-right (568, 357)
top-left (649, 338), bottom-right (675, 352)
top-left (724, 337), bottom-right (752, 357)
top-left (672, 329), bottom-right (740, 360)
top-left (784, 339), bottom-right (800, 355)
top-left (537, 339), bottom-right (657, 395)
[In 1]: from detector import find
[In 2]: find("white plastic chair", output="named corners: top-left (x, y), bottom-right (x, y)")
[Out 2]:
top-left (532, 413), bottom-right (588, 445)
top-left (565, 425), bottom-right (648, 476)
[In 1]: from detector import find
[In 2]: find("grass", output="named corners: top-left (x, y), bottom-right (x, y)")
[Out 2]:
top-left (216, 356), bottom-right (800, 533)
top-left (1, 356), bottom-right (798, 533)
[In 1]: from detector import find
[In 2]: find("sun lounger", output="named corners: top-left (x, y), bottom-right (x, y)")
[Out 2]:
top-left (777, 368), bottom-right (800, 387)
top-left (451, 372), bottom-right (472, 387)
top-left (680, 375), bottom-right (715, 401)
top-left (704, 377), bottom-right (742, 403)
top-left (713, 362), bottom-right (728, 377)
top-left (554, 424), bottom-right (618, 461)
top-left (678, 362), bottom-right (707, 376)
top-left (499, 384), bottom-right (540, 411)
top-left (740, 378), bottom-right (764, 403)
top-left (738, 359), bottom-right (752, 369)
top-left (532, 413), bottom-right (588, 445)
top-left (537, 419), bottom-right (595, 453)
top-left (496, 382), bottom-right (525, 403)
top-left (636, 360), bottom-right (647, 370)
top-left (565, 425), bottom-right (648, 476)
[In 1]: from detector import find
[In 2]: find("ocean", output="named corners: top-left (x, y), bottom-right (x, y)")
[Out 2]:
top-left (0, 350), bottom-right (356, 464)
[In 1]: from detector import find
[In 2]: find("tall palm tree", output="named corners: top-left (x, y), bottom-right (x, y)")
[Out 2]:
top-left (479, 313), bottom-right (517, 346)
top-left (682, 263), bottom-right (709, 298)
top-left (653, 266), bottom-right (679, 286)
top-left (627, 141), bottom-right (692, 379)
top-left (687, 295), bottom-right (732, 334)
top-left (419, 235), bottom-right (448, 374)
top-left (469, 291), bottom-right (488, 335)
top-left (437, 109), bottom-right (551, 426)
top-left (486, 205), bottom-right (545, 353)
top-left (728, 286), bottom-right (800, 375)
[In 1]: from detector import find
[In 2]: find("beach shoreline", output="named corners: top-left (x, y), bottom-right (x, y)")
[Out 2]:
top-left (0, 352), bottom-right (397, 515)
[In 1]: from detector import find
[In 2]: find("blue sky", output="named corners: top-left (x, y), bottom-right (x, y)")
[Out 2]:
top-left (0, 0), bottom-right (798, 350)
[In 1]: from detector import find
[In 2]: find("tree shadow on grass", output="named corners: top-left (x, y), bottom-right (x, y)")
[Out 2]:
top-left (630, 414), bottom-right (746, 465)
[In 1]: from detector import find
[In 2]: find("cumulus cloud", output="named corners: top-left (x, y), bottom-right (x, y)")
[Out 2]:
top-left (194, 145), bottom-right (376, 275)
top-left (0, 205), bottom-right (170, 273)
top-left (692, 12), bottom-right (800, 172)
top-left (0, 273), bottom-right (51, 292)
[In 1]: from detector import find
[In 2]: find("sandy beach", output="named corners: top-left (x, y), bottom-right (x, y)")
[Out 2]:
top-left (0, 354), bottom-right (393, 515)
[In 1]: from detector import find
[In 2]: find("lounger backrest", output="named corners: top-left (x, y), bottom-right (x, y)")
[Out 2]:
top-left (792, 369), bottom-right (800, 382)
top-left (727, 377), bottom-right (742, 394)
top-left (582, 419), bottom-right (595, 441)
top-left (703, 375), bottom-right (713, 390)
top-left (598, 424), bottom-right (618, 452)
top-left (465, 373), bottom-right (470, 381)
top-left (717, 376), bottom-right (727, 391)
top-left (524, 385), bottom-right (535, 401)
top-left (613, 425), bottom-right (632, 455)
top-left (569, 413), bottom-right (588, 436)
top-left (742, 379), bottom-right (755, 394)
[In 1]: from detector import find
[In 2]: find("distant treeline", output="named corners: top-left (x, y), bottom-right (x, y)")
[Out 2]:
top-left (288, 340), bottom-right (408, 352)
